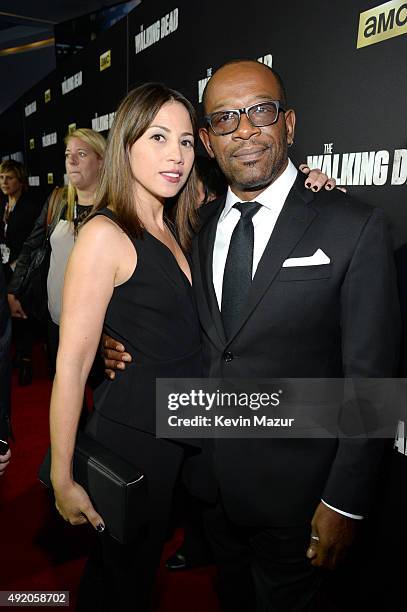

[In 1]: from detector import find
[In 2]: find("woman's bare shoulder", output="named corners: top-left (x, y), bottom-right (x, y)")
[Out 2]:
top-left (76, 213), bottom-right (126, 246)
top-left (74, 212), bottom-right (137, 285)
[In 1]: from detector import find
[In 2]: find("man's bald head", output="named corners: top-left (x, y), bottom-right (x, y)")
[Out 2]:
top-left (198, 58), bottom-right (296, 200)
top-left (202, 60), bottom-right (287, 114)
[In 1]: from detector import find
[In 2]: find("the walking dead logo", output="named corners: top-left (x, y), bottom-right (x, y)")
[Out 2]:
top-left (307, 144), bottom-right (407, 186)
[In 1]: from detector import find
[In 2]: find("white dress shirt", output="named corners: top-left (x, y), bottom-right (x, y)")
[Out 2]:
top-left (213, 159), bottom-right (298, 306)
top-left (212, 158), bottom-right (363, 521)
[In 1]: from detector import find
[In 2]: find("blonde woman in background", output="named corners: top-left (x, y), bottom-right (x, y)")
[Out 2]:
top-left (8, 128), bottom-right (106, 375)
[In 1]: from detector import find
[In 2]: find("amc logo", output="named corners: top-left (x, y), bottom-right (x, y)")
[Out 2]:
top-left (100, 50), bottom-right (111, 72)
top-left (357, 0), bottom-right (407, 48)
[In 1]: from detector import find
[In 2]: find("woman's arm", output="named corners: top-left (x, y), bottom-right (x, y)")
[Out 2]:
top-left (50, 215), bottom-right (125, 529)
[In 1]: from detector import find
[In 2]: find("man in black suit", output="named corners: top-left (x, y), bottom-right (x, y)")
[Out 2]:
top-left (104, 60), bottom-right (399, 611)
top-left (189, 59), bottom-right (400, 611)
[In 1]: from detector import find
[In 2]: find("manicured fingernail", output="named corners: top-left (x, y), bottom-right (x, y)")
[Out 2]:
top-left (312, 186), bottom-right (318, 191)
top-left (306, 182), bottom-right (311, 188)
top-left (96, 523), bottom-right (105, 532)
top-left (122, 355), bottom-right (131, 362)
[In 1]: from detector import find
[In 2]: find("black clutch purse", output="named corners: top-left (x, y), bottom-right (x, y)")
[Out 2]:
top-left (38, 431), bottom-right (148, 544)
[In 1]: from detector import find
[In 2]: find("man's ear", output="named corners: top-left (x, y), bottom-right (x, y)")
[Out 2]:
top-left (199, 127), bottom-right (215, 159)
top-left (285, 109), bottom-right (296, 147)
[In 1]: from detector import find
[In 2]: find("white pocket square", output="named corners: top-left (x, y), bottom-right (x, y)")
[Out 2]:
top-left (282, 249), bottom-right (330, 268)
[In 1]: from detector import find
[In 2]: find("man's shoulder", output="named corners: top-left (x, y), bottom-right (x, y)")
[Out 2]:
top-left (290, 171), bottom-right (377, 223)
top-left (192, 196), bottom-right (226, 242)
top-left (308, 184), bottom-right (383, 226)
top-left (197, 196), bottom-right (225, 223)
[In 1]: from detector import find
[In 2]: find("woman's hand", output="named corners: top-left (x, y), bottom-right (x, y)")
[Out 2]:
top-left (299, 164), bottom-right (337, 191)
top-left (54, 479), bottom-right (105, 531)
top-left (299, 164), bottom-right (347, 193)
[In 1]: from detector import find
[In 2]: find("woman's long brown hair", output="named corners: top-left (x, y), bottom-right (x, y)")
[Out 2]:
top-left (92, 82), bottom-right (199, 251)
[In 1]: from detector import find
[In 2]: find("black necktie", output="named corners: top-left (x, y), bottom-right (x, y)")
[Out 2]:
top-left (221, 201), bottom-right (261, 339)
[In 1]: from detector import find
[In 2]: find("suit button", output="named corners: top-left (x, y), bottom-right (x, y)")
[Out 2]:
top-left (223, 351), bottom-right (233, 363)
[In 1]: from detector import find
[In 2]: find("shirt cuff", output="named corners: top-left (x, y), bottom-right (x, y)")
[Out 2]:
top-left (321, 500), bottom-right (363, 520)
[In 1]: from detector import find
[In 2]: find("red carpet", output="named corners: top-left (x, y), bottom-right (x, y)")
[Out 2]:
top-left (0, 346), bottom-right (219, 611)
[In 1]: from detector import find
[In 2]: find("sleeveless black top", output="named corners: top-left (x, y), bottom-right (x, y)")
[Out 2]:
top-left (92, 208), bottom-right (202, 433)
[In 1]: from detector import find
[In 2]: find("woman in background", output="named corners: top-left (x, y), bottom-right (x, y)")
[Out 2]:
top-left (8, 129), bottom-right (106, 376)
top-left (0, 159), bottom-right (41, 384)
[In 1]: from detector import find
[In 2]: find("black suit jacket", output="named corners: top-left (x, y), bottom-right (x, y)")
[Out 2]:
top-left (190, 172), bottom-right (400, 526)
top-left (3, 190), bottom-right (41, 265)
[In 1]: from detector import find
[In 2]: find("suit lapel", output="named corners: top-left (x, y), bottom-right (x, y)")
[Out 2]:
top-left (225, 174), bottom-right (317, 345)
top-left (193, 197), bottom-right (226, 349)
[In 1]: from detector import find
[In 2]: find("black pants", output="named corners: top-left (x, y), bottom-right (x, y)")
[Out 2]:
top-left (169, 482), bottom-right (212, 564)
top-left (13, 317), bottom-right (35, 360)
top-left (3, 265), bottom-right (32, 361)
top-left (203, 499), bottom-right (322, 612)
top-left (76, 411), bottom-right (186, 612)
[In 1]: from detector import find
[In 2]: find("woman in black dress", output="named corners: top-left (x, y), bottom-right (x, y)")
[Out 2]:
top-left (49, 83), bottom-right (201, 610)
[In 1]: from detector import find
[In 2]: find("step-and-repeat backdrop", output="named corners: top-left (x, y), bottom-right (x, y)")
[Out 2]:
top-left (2, 0), bottom-right (406, 245)
top-left (1, 0), bottom-right (406, 604)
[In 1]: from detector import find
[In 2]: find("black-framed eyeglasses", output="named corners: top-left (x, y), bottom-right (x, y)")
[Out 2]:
top-left (205, 100), bottom-right (286, 136)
